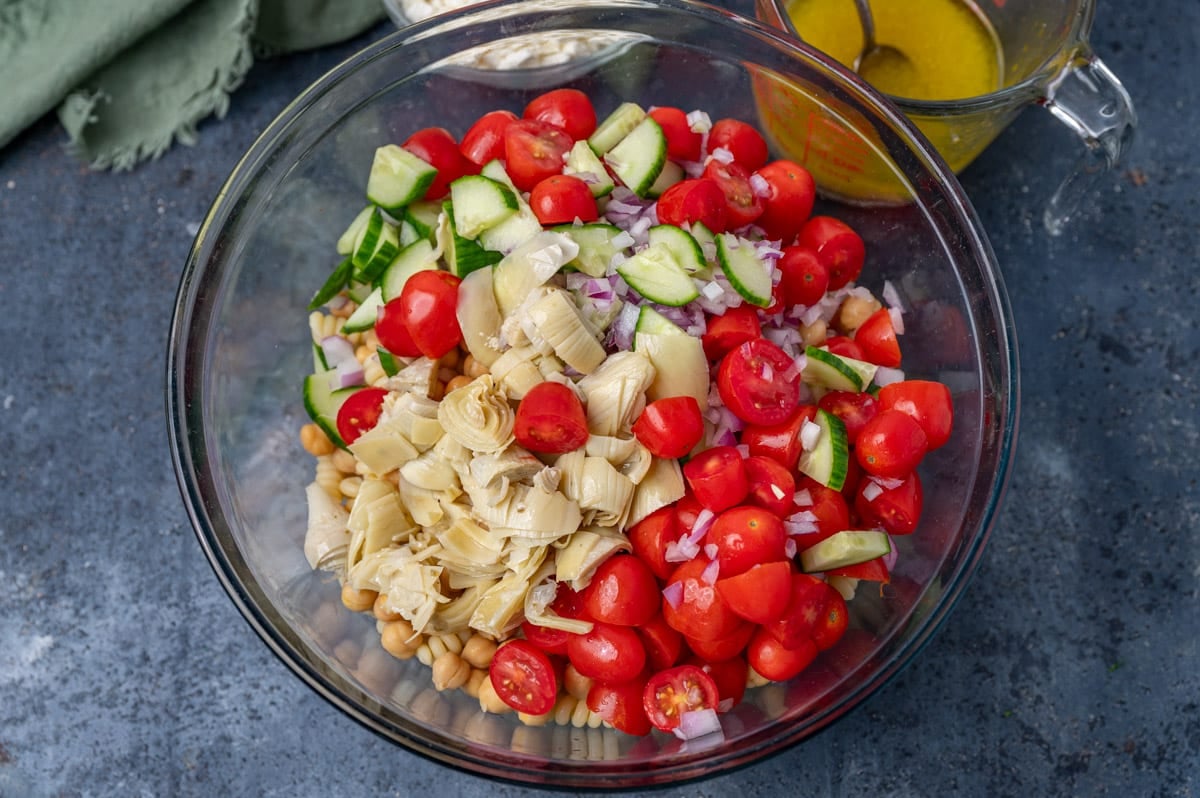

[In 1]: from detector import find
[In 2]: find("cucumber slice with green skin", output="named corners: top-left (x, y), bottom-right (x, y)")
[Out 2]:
top-left (303, 372), bottom-right (364, 449)
top-left (553, 222), bottom-right (626, 277)
top-left (647, 224), bottom-right (706, 274)
top-left (717, 233), bottom-right (772, 307)
top-left (366, 144), bottom-right (438, 214)
top-left (689, 221), bottom-right (717, 255)
top-left (616, 242), bottom-right (699, 306)
top-left (449, 175), bottom-right (518, 239)
top-left (645, 159), bottom-right (684, 198)
top-left (797, 408), bottom-right (849, 490)
top-left (346, 280), bottom-right (372, 304)
top-left (351, 208), bottom-right (401, 283)
top-left (479, 203), bottom-right (543, 255)
top-left (337, 206), bottom-right (375, 256)
top-left (308, 257), bottom-right (354, 310)
top-left (588, 102), bottom-right (646, 156)
top-left (800, 530), bottom-right (891, 573)
top-left (802, 346), bottom-right (879, 392)
top-left (312, 342), bottom-right (329, 373)
top-left (377, 347), bottom-right (403, 377)
top-left (403, 200), bottom-right (442, 241)
top-left (633, 306), bottom-right (709, 410)
top-left (342, 286), bottom-right (385, 333)
top-left (441, 200), bottom-right (502, 277)
top-left (380, 238), bottom-right (438, 301)
top-left (399, 219), bottom-right (420, 247)
top-left (605, 117), bottom-right (667, 198)
top-left (480, 159), bottom-right (515, 187)
top-left (566, 140), bottom-right (615, 197)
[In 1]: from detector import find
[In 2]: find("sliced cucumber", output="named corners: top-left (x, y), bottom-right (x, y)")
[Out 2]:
top-left (366, 144), bottom-right (438, 214)
top-left (303, 372), bottom-right (365, 449)
top-left (312, 342), bottom-right (328, 372)
top-left (554, 222), bottom-right (626, 277)
top-left (346, 280), bottom-right (373, 304)
top-left (588, 102), bottom-right (646, 156)
top-left (351, 208), bottom-right (400, 283)
top-left (633, 306), bottom-right (709, 410)
top-left (689, 221), bottom-right (717, 256)
top-left (402, 200), bottom-right (442, 242)
top-left (717, 233), bottom-right (772, 307)
top-left (491, 231), bottom-right (579, 316)
top-left (645, 159), bottom-right (684, 198)
top-left (797, 408), bottom-right (849, 490)
top-left (800, 530), bottom-right (891, 573)
top-left (341, 286), bottom-right (385, 333)
top-left (449, 175), bottom-right (518, 239)
top-left (440, 200), bottom-right (502, 277)
top-left (479, 203), bottom-right (543, 255)
top-left (565, 140), bottom-right (615, 197)
top-left (480, 159), bottom-right (515, 187)
top-left (337, 206), bottom-right (375, 256)
top-left (604, 117), bottom-right (666, 198)
top-left (616, 242), bottom-right (699, 307)
top-left (803, 346), bottom-right (879, 392)
top-left (308, 257), bottom-right (354, 310)
top-left (377, 347), bottom-right (403, 377)
top-left (647, 224), bottom-right (706, 274)
top-left (380, 238), bottom-right (438, 301)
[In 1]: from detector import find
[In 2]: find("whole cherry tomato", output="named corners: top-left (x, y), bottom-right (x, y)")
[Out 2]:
top-left (877, 380), bottom-right (954, 449)
top-left (798, 216), bottom-right (866, 290)
top-left (707, 118), bottom-right (769, 171)
top-left (513, 381), bottom-right (589, 453)
top-left (682, 445), bottom-right (749, 512)
top-left (567, 621), bottom-right (647, 683)
top-left (707, 505), bottom-right (788, 576)
top-left (747, 627), bottom-right (817, 681)
top-left (583, 554), bottom-right (660, 627)
top-left (529, 174), bottom-right (599, 225)
top-left (398, 270), bottom-right (463, 358)
top-left (662, 558), bottom-right (744, 642)
top-left (776, 245), bottom-right (830, 308)
top-left (523, 88), bottom-right (597, 141)
top-left (632, 396), bottom-right (704, 459)
top-left (654, 178), bottom-right (727, 233)
top-left (504, 119), bottom-right (573, 192)
top-left (459, 109), bottom-right (517, 167)
top-left (752, 160), bottom-right (816, 243)
top-left (373, 298), bottom-right (422, 358)
top-left (856, 409), bottom-right (929, 478)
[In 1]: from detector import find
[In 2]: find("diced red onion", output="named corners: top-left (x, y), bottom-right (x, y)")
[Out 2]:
top-left (575, 171), bottom-right (601, 185)
top-left (612, 231), bottom-right (636, 249)
top-left (662, 581), bottom-right (684, 609)
top-left (793, 488), bottom-right (813, 507)
top-left (665, 535), bottom-right (701, 562)
top-left (700, 558), bottom-right (720, 585)
top-left (686, 109), bottom-right (712, 133)
top-left (862, 480), bottom-right (884, 502)
top-left (630, 216), bottom-right (652, 238)
top-left (749, 173), bottom-right (771, 198)
top-left (768, 483), bottom-right (786, 500)
top-left (889, 306), bottom-right (906, 335)
top-left (332, 358), bottom-right (364, 389)
top-left (673, 708), bottom-right (723, 741)
top-left (701, 281), bottom-right (725, 301)
top-left (607, 302), bottom-right (640, 350)
top-left (882, 280), bottom-right (904, 311)
top-left (784, 538), bottom-right (797, 558)
top-left (710, 147), bottom-right (734, 164)
top-left (761, 361), bottom-right (774, 382)
top-left (690, 508), bottom-right (716, 542)
top-left (735, 443), bottom-right (750, 458)
top-left (321, 335), bottom-right (357, 367)
top-left (784, 510), bottom-right (819, 536)
top-left (326, 294), bottom-right (349, 311)
top-left (682, 159), bottom-right (706, 179)
top-left (703, 543), bottom-right (718, 560)
top-left (800, 419), bottom-right (821, 451)
top-left (882, 535), bottom-right (899, 572)
top-left (872, 476), bottom-right (905, 490)
top-left (873, 366), bottom-right (906, 386)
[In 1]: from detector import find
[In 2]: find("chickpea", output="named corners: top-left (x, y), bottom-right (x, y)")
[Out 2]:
top-left (428, 380), bottom-right (445, 402)
top-left (563, 664), bottom-right (592, 701)
top-left (477, 673), bottom-right (512, 714)
top-left (431, 651), bottom-right (471, 691)
top-left (462, 354), bottom-right (489, 379)
top-left (355, 344), bottom-right (374, 363)
top-left (340, 583), bottom-right (378, 613)
top-left (461, 635), bottom-right (498, 669)
top-left (799, 319), bottom-right (828, 348)
top-left (463, 667), bottom-right (489, 699)
top-left (444, 374), bottom-right (473, 395)
top-left (372, 594), bottom-right (404, 622)
top-left (380, 619), bottom-right (420, 659)
top-left (439, 348), bottom-right (461, 370)
top-left (833, 294), bottom-right (881, 334)
top-left (330, 301), bottom-right (356, 319)
top-left (330, 448), bottom-right (358, 474)
top-left (333, 638), bottom-right (362, 667)
top-left (299, 423), bottom-right (335, 456)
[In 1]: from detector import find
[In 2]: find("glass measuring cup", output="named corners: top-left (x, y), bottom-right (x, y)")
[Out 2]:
top-left (754, 0), bottom-right (1136, 233)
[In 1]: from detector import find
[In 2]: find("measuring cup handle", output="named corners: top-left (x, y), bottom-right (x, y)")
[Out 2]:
top-left (1041, 50), bottom-right (1137, 235)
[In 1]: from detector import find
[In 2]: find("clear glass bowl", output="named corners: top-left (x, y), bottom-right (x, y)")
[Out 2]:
top-left (167, 0), bottom-right (1019, 787)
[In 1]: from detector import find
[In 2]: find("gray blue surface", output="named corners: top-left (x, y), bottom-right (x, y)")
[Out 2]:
top-left (1, 2), bottom-right (1197, 796)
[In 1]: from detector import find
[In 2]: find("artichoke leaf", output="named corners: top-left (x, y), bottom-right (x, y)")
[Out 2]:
top-left (576, 350), bottom-right (655, 436)
top-left (350, 546), bottom-right (448, 634)
top-left (437, 374), bottom-right (515, 454)
top-left (384, 356), bottom-right (439, 398)
top-left (492, 230), bottom-right (579, 317)
top-left (347, 416), bottom-right (420, 475)
top-left (456, 266), bottom-right (505, 367)
top-left (585, 434), bottom-right (639, 466)
top-left (397, 478), bottom-right (446, 527)
top-left (527, 288), bottom-right (607, 374)
top-left (524, 560), bottom-right (594, 635)
top-left (490, 484), bottom-right (582, 539)
top-left (436, 514), bottom-right (505, 570)
top-left (469, 445), bottom-right (543, 490)
top-left (303, 482), bottom-right (350, 573)
top-left (578, 456), bottom-right (635, 529)
top-left (430, 582), bottom-right (493, 633)
top-left (626, 456), bottom-right (686, 528)
top-left (400, 449), bottom-right (461, 492)
top-left (554, 527), bottom-right (631, 591)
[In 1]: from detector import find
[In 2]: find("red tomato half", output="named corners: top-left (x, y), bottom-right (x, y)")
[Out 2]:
top-left (824, 335), bottom-right (864, 360)
top-left (795, 476), bottom-right (853, 543)
top-left (460, 109), bottom-right (517, 168)
top-left (584, 554), bottom-right (660, 627)
top-left (877, 380), bottom-right (954, 450)
top-left (715, 560), bottom-right (792, 624)
top-left (643, 665), bottom-right (721, 732)
top-left (628, 506), bottom-right (679, 582)
top-left (743, 455), bottom-right (796, 517)
top-left (818, 390), bottom-right (880, 446)
top-left (764, 573), bottom-right (841, 651)
top-left (529, 174), bottom-right (598, 225)
top-left (685, 621), bottom-right (754, 663)
top-left (640, 613), bottom-right (685, 672)
top-left (702, 160), bottom-right (764, 230)
top-left (398, 270), bottom-right (463, 358)
top-left (742, 405), bottom-right (817, 470)
top-left (513, 381), bottom-right (589, 453)
top-left (701, 305), bottom-right (761, 360)
top-left (335, 387), bottom-right (388, 445)
top-left (856, 409), bottom-right (929, 478)
top-left (717, 338), bottom-right (802, 426)
top-left (403, 127), bottom-right (474, 200)
top-left (648, 106), bottom-right (703, 162)
top-left (708, 505), bottom-right (788, 577)
top-left (588, 678), bottom-right (652, 736)
top-left (489, 640), bottom-right (558, 715)
top-left (856, 470), bottom-right (923, 535)
top-left (655, 178), bottom-right (727, 233)
top-left (374, 298), bottom-right (422, 358)
top-left (692, 656), bottom-right (748, 708)
top-left (752, 160), bottom-right (816, 243)
top-left (682, 446), bottom-right (749, 512)
top-left (524, 88), bottom-right (597, 141)
top-left (632, 396), bottom-right (704, 459)
top-left (798, 216), bottom-right (865, 290)
top-left (662, 558), bottom-right (744, 642)
top-left (855, 308), bottom-right (902, 367)
top-left (826, 556), bottom-right (891, 583)
top-left (747, 627), bottom-right (817, 681)
top-left (567, 622), bottom-right (647, 683)
top-left (504, 119), bottom-right (573, 192)
top-left (776, 245), bottom-right (829, 308)
top-left (707, 119), bottom-right (769, 171)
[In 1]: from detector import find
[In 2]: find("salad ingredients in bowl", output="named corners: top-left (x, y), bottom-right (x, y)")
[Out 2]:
top-left (299, 87), bottom-right (954, 737)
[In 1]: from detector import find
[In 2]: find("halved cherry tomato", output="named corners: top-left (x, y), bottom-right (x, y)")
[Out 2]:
top-left (810, 587), bottom-right (848, 651)
top-left (708, 505), bottom-right (787, 577)
top-left (856, 409), bottom-right (929, 478)
top-left (504, 119), bottom-right (573, 192)
top-left (701, 305), bottom-right (761, 360)
top-left (682, 445), bottom-right (748, 512)
top-left (877, 380), bottom-right (954, 449)
top-left (673, 492), bottom-right (705, 534)
top-left (513, 381), bottom-right (589, 453)
top-left (856, 470), bottom-right (923, 535)
top-left (460, 109), bottom-right (517, 167)
top-left (632, 396), bottom-right (704, 459)
top-left (690, 656), bottom-right (748, 709)
top-left (374, 298), bottom-right (422, 358)
top-left (398, 270), bottom-right (462, 358)
top-left (685, 620), bottom-right (754, 662)
top-left (584, 554), bottom-right (660, 627)
top-left (776, 245), bottom-right (829, 308)
top-left (489, 639), bottom-right (558, 715)
top-left (841, 454), bottom-right (864, 501)
top-left (747, 627), bottom-right (817, 681)
top-left (628, 506), bottom-right (679, 582)
top-left (824, 335), bottom-right (864, 360)
top-left (521, 583), bottom-right (590, 655)
top-left (715, 560), bottom-right (792, 625)
top-left (639, 614), bottom-right (685, 672)
top-left (742, 405), bottom-right (817, 470)
top-left (855, 307), bottom-right (902, 367)
top-left (567, 622), bottom-right (647, 683)
top-left (654, 178), bottom-right (727, 233)
top-left (648, 106), bottom-right (702, 162)
top-left (764, 572), bottom-right (837, 651)
top-left (529, 174), bottom-right (598, 225)
top-left (798, 216), bottom-right (865, 290)
top-left (523, 88), bottom-right (597, 141)
top-left (818, 390), bottom-right (880, 446)
top-left (701, 160), bottom-right (764, 229)
top-left (752, 160), bottom-right (816, 243)
top-left (826, 556), bottom-right (891, 584)
top-left (707, 118), bottom-right (769, 171)
top-left (643, 665), bottom-right (721, 732)
top-left (795, 476), bottom-right (852, 543)
top-left (717, 338), bottom-right (802, 426)
top-left (335, 387), bottom-right (388, 445)
top-left (588, 677), bottom-right (652, 736)
top-left (403, 127), bottom-right (474, 200)
top-left (743, 455), bottom-right (796, 517)
top-left (662, 558), bottom-right (744, 641)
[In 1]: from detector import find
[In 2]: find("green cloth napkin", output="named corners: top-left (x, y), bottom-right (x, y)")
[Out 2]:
top-left (0, 0), bottom-right (386, 169)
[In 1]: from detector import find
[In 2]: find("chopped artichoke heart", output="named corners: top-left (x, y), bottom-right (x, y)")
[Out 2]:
top-left (437, 515), bottom-right (504, 567)
top-left (492, 230), bottom-right (580, 316)
top-left (488, 484), bottom-right (582, 541)
top-left (469, 446), bottom-right (543, 489)
top-left (437, 374), bottom-right (515, 454)
top-left (430, 582), bottom-right (492, 632)
top-left (350, 546), bottom-right (448, 634)
top-left (524, 561), bottom-right (594, 635)
top-left (528, 288), bottom-right (607, 374)
top-left (577, 350), bottom-right (655, 436)
top-left (620, 441), bottom-right (654, 485)
top-left (554, 527), bottom-right (631, 591)
top-left (585, 434), bottom-right (639, 465)
top-left (626, 456), bottom-right (686, 528)
top-left (385, 356), bottom-right (439, 397)
top-left (398, 478), bottom-right (447, 527)
top-left (400, 449), bottom-right (461, 492)
top-left (554, 448), bottom-right (586, 504)
top-left (347, 417), bottom-right (420, 474)
top-left (468, 544), bottom-right (548, 638)
top-left (303, 482), bottom-right (350, 573)
top-left (456, 265), bottom-right (505, 367)
top-left (579, 456), bottom-right (635, 528)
